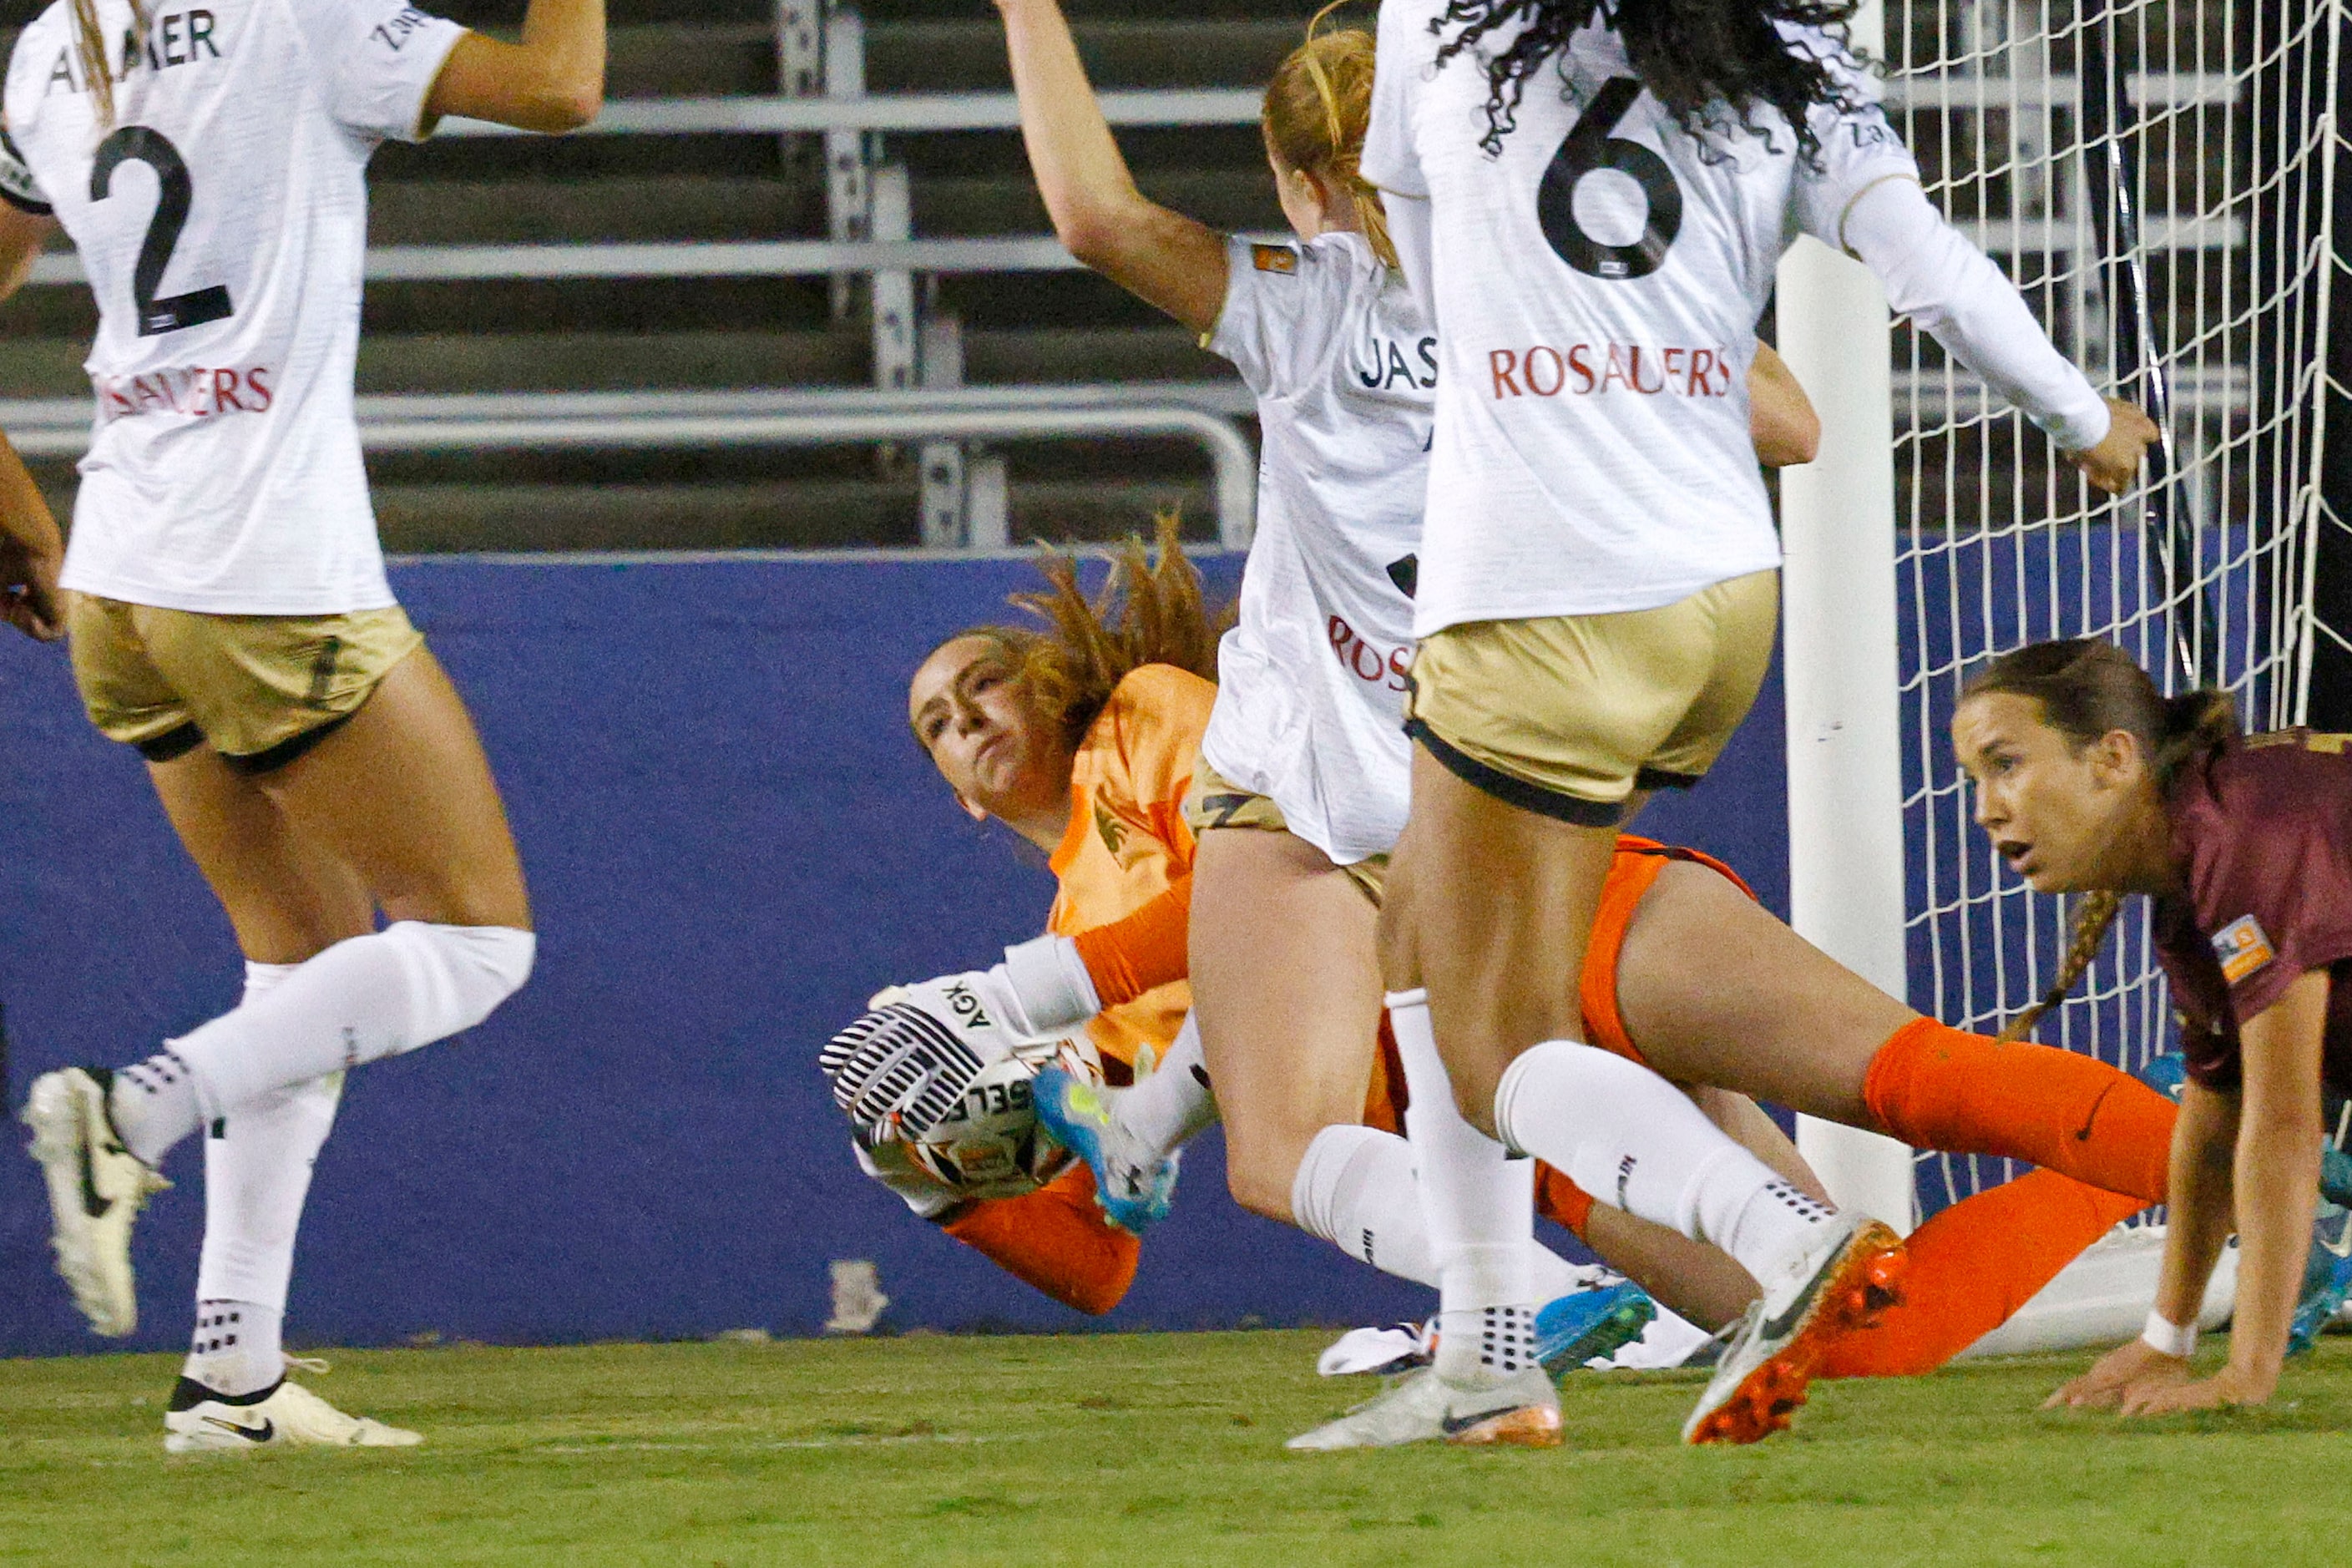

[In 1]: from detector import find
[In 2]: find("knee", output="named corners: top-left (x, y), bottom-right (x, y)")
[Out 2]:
top-left (1222, 1145), bottom-right (1302, 1225)
top-left (1449, 1061), bottom-right (1507, 1140)
top-left (386, 921), bottom-right (536, 1030)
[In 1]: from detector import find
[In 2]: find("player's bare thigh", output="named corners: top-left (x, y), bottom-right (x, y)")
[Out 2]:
top-left (1190, 825), bottom-right (1382, 1222)
top-left (1613, 859), bottom-right (1915, 1128)
top-left (1378, 745), bottom-right (1616, 1129)
top-left (148, 748), bottom-right (376, 964)
top-left (250, 646), bottom-right (531, 931)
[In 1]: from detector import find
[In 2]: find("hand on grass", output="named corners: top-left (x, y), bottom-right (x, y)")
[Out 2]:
top-left (2121, 1364), bottom-right (2274, 1417)
top-left (2062, 398), bottom-right (2160, 496)
top-left (2042, 1338), bottom-right (2189, 1410)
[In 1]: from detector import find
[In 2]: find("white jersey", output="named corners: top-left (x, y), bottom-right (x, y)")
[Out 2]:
top-left (3, 0), bottom-right (465, 614)
top-left (1200, 232), bottom-right (1430, 866)
top-left (1363, 4), bottom-right (1918, 634)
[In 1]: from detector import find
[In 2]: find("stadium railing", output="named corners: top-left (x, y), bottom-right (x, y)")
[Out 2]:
top-left (0, 387), bottom-right (1262, 549)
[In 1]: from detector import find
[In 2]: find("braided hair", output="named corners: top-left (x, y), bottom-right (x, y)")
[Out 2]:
top-left (1430, 0), bottom-right (1864, 161)
top-left (1963, 640), bottom-right (2238, 1042)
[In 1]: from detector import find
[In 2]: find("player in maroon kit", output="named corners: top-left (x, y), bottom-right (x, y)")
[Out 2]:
top-left (1954, 638), bottom-right (2352, 1414)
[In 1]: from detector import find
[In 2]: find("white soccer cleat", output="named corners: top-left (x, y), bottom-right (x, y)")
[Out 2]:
top-left (22, 1067), bottom-right (169, 1338)
top-left (1286, 1364), bottom-right (1561, 1451)
top-left (1681, 1214), bottom-right (1907, 1445)
top-left (164, 1369), bottom-right (423, 1454)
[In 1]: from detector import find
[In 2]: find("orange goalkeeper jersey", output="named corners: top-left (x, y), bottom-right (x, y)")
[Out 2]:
top-left (1047, 664), bottom-right (1214, 1074)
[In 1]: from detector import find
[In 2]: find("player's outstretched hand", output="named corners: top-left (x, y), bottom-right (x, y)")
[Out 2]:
top-left (2041, 1337), bottom-right (2189, 1410)
top-left (2063, 397), bottom-right (2161, 497)
top-left (0, 466), bottom-right (63, 642)
top-left (2118, 1364), bottom-right (2273, 1416)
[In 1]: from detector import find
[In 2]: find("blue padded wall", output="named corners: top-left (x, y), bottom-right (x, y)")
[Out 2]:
top-left (0, 554), bottom-right (1788, 1358)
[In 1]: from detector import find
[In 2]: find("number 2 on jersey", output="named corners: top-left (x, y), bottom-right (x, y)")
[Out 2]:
top-left (89, 127), bottom-right (234, 336)
top-left (1537, 77), bottom-right (1682, 281)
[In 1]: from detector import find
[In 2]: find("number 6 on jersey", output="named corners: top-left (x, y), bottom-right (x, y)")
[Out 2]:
top-left (1538, 76), bottom-right (1682, 281)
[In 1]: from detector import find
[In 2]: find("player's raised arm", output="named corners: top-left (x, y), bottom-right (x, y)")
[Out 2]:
top-left (424, 0), bottom-right (606, 134)
top-left (994, 0), bottom-right (1227, 334)
top-left (1830, 174), bottom-right (2157, 493)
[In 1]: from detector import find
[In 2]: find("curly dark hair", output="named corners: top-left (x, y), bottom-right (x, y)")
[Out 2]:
top-left (1431, 0), bottom-right (1866, 163)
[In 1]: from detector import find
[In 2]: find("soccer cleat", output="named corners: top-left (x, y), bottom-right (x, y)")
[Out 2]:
top-left (1317, 1322), bottom-right (1432, 1378)
top-left (1285, 1364), bottom-right (1561, 1451)
top-left (1029, 1067), bottom-right (1179, 1232)
top-left (2132, 1052), bottom-right (2188, 1101)
top-left (22, 1068), bottom-right (169, 1338)
top-left (2323, 1146), bottom-right (2352, 1210)
top-left (164, 1369), bottom-right (422, 1454)
top-left (2289, 1201), bottom-right (2352, 1357)
top-left (1682, 1216), bottom-right (1907, 1446)
top-left (1533, 1280), bottom-right (1657, 1377)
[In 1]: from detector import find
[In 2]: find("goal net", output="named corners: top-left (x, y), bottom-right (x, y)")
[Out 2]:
top-left (1886, 0), bottom-right (2344, 1223)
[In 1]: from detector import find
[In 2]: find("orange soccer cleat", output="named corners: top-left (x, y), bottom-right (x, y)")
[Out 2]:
top-left (1682, 1217), bottom-right (1908, 1446)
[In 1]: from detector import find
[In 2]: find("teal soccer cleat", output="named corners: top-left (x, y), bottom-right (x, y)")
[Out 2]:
top-left (1030, 1066), bottom-right (1180, 1233)
top-left (2289, 1201), bottom-right (2352, 1357)
top-left (1533, 1280), bottom-right (1657, 1377)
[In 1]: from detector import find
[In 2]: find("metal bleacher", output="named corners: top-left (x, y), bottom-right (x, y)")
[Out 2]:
top-left (0, 0), bottom-right (1295, 552)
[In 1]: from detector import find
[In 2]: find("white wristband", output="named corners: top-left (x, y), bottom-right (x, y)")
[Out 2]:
top-left (997, 933), bottom-right (1102, 1038)
top-left (2141, 1310), bottom-right (2197, 1358)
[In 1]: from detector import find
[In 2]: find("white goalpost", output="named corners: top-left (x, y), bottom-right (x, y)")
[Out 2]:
top-left (1780, 0), bottom-right (2344, 1341)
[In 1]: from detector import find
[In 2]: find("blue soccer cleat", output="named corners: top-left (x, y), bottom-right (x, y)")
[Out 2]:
top-left (2323, 1146), bottom-right (2352, 1210)
top-left (1533, 1279), bottom-right (1657, 1377)
top-left (2132, 1053), bottom-right (2188, 1101)
top-left (2289, 1201), bottom-right (2352, 1357)
top-left (1030, 1066), bottom-right (1180, 1234)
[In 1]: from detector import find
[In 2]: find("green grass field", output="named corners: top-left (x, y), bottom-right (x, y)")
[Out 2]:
top-left (3, 1332), bottom-right (2347, 1566)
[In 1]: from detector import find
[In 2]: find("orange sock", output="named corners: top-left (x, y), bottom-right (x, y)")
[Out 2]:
top-left (1863, 1018), bottom-right (2172, 1204)
top-left (941, 1165), bottom-right (1140, 1316)
top-left (1815, 1169), bottom-right (2150, 1378)
top-left (1535, 1165), bottom-right (1596, 1240)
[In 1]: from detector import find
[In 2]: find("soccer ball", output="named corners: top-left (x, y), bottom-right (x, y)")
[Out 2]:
top-left (903, 1035), bottom-right (1099, 1201)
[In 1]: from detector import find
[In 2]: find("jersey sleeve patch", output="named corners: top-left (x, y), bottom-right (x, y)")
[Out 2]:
top-left (2212, 914), bottom-right (2276, 986)
top-left (1252, 244), bottom-right (1299, 275)
top-left (0, 128), bottom-right (53, 215)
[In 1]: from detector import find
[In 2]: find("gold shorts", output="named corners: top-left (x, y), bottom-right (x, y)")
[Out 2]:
top-left (1402, 569), bottom-right (1778, 826)
top-left (68, 594), bottom-right (424, 773)
top-left (1181, 757), bottom-right (1388, 904)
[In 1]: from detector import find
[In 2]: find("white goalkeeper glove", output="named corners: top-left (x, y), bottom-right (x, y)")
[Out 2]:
top-left (852, 1127), bottom-right (964, 1222)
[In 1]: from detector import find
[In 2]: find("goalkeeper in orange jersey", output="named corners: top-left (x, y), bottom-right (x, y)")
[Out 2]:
top-left (830, 522), bottom-right (1667, 1363)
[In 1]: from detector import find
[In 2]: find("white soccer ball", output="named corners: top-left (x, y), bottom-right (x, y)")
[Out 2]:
top-left (903, 1035), bottom-right (1100, 1201)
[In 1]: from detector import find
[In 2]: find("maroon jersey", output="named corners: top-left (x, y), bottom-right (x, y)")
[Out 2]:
top-left (2153, 731), bottom-right (2352, 1091)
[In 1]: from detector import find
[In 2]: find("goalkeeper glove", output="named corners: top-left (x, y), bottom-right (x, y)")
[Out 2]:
top-left (852, 1127), bottom-right (964, 1222)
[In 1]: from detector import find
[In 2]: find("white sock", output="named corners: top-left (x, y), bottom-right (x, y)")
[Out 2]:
top-left (185, 1300), bottom-right (284, 1399)
top-left (109, 923), bottom-right (534, 1166)
top-left (1493, 1039), bottom-right (1839, 1287)
top-left (1289, 1123), bottom-right (1594, 1299)
top-left (185, 961), bottom-right (337, 1399)
top-left (1115, 1012), bottom-right (1219, 1157)
top-left (1389, 989), bottom-right (1539, 1383)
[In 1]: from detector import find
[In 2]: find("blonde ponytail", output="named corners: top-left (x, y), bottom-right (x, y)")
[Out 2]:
top-left (70, 0), bottom-right (146, 129)
top-left (1262, 4), bottom-right (1398, 271)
